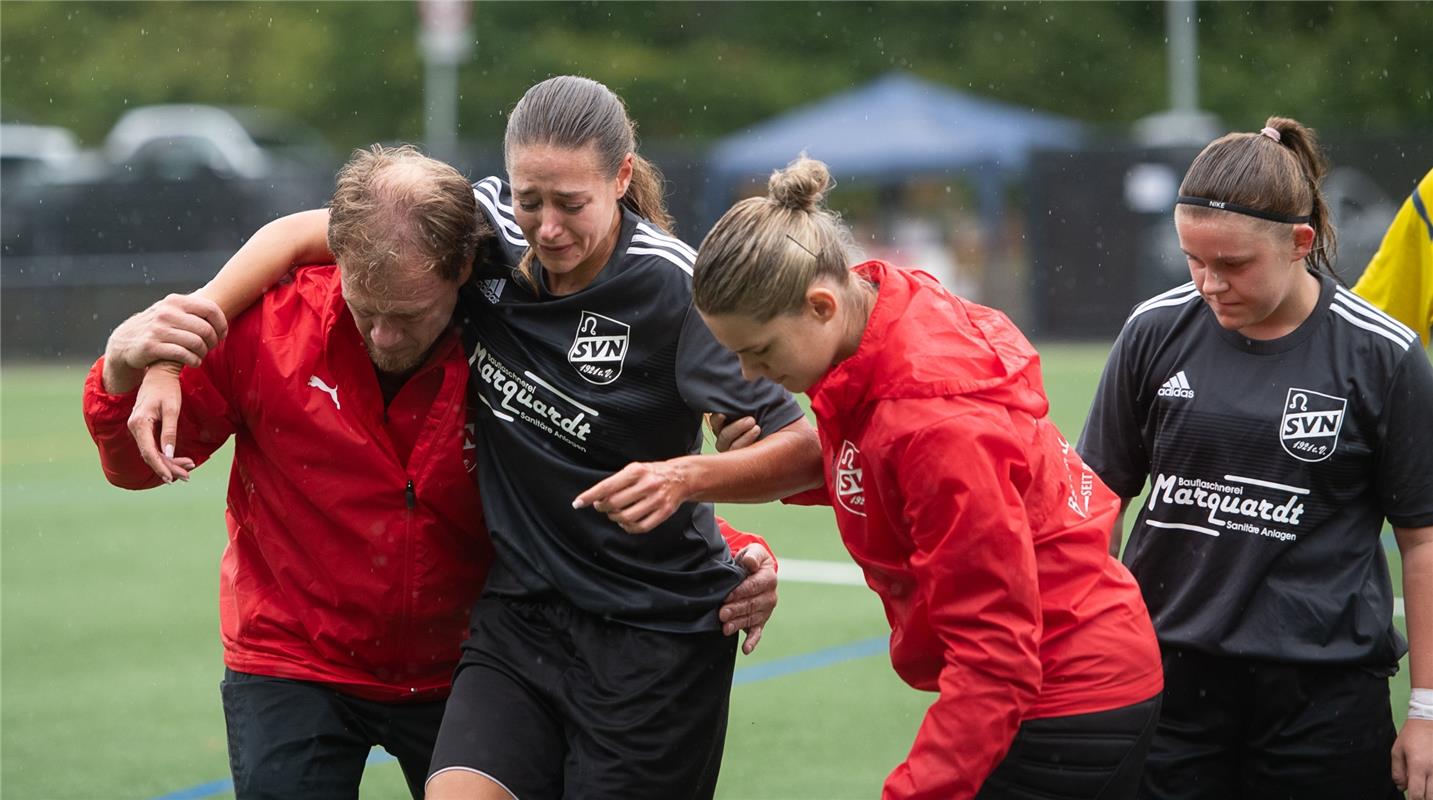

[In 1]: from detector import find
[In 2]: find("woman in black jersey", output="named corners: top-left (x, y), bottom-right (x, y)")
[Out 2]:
top-left (423, 75), bottom-right (821, 800)
top-left (1078, 117), bottom-right (1433, 799)
top-left (129, 77), bottom-right (822, 800)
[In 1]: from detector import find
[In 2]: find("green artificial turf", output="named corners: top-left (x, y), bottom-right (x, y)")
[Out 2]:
top-left (1, 345), bottom-right (1411, 799)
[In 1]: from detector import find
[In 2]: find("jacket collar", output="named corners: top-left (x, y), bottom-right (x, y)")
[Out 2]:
top-left (807, 260), bottom-right (1046, 424)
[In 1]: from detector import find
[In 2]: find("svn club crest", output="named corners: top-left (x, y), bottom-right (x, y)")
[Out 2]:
top-left (568, 311), bottom-right (630, 385)
top-left (835, 440), bottom-right (866, 517)
top-left (1279, 387), bottom-right (1346, 463)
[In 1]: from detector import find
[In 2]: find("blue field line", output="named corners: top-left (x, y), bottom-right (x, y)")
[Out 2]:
top-left (152, 749), bottom-right (398, 800)
top-left (149, 635), bottom-right (890, 800)
top-left (733, 635), bottom-right (890, 685)
top-left (152, 778), bottom-right (235, 800)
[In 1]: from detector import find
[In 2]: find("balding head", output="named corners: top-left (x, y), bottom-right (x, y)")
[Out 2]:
top-left (326, 145), bottom-right (484, 376)
top-left (327, 144), bottom-right (482, 296)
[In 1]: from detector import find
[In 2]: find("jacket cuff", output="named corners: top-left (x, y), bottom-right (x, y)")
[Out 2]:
top-left (82, 357), bottom-right (140, 420)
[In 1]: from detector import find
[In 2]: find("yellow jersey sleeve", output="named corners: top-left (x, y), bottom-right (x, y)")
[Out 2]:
top-left (1353, 168), bottom-right (1433, 346)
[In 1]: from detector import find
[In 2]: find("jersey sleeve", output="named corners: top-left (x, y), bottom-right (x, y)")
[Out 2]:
top-left (471, 176), bottom-right (531, 272)
top-left (1077, 323), bottom-right (1153, 499)
top-left (874, 410), bottom-right (1042, 799)
top-left (1377, 345), bottom-right (1433, 528)
top-left (82, 333), bottom-right (244, 490)
top-left (674, 304), bottom-right (805, 438)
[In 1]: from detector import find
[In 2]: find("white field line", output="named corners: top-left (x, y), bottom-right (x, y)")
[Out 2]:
top-left (781, 560), bottom-right (1410, 621)
top-left (781, 558), bottom-right (866, 586)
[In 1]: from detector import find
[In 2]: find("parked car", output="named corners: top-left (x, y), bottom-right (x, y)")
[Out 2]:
top-left (1, 123), bottom-right (81, 186)
top-left (103, 104), bottom-right (334, 180)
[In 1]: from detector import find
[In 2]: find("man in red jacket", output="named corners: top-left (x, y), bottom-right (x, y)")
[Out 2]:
top-left (83, 145), bottom-right (777, 800)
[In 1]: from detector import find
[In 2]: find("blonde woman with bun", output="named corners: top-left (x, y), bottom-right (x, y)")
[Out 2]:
top-left (694, 156), bottom-right (1164, 800)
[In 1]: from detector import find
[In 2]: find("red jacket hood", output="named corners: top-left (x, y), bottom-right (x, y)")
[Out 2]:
top-left (810, 261), bottom-right (1049, 420)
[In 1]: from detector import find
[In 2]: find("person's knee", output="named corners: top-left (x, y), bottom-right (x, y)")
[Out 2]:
top-left (424, 767), bottom-right (516, 800)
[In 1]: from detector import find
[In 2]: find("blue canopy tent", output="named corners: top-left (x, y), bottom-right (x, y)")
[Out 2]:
top-left (702, 73), bottom-right (1085, 303)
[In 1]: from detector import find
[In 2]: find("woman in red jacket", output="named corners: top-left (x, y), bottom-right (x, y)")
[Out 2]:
top-left (693, 156), bottom-right (1164, 800)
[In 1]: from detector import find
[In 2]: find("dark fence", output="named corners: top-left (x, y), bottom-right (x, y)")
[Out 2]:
top-left (1027, 136), bottom-right (1432, 339)
top-left (0, 141), bottom-right (716, 360)
top-left (2, 135), bottom-right (1426, 359)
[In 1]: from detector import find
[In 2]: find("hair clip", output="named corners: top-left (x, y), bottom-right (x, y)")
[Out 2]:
top-left (785, 233), bottom-right (817, 258)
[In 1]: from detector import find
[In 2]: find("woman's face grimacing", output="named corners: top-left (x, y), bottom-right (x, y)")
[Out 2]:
top-left (507, 142), bottom-right (632, 290)
top-left (1175, 210), bottom-right (1318, 341)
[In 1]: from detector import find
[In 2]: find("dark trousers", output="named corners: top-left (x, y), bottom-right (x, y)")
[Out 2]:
top-left (977, 694), bottom-right (1162, 800)
top-left (430, 596), bottom-right (737, 800)
top-left (220, 668), bottom-right (446, 800)
top-left (1139, 647), bottom-right (1402, 800)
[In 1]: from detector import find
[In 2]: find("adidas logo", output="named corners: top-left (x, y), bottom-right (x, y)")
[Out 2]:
top-left (1157, 371), bottom-right (1195, 399)
top-left (478, 278), bottom-right (505, 304)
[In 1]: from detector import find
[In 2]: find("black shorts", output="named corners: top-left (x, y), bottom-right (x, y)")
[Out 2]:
top-left (1140, 646), bottom-right (1401, 800)
top-left (220, 668), bottom-right (445, 800)
top-left (428, 596), bottom-right (738, 800)
top-left (977, 693), bottom-right (1162, 800)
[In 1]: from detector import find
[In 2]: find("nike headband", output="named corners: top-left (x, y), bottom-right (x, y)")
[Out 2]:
top-left (1175, 196), bottom-right (1313, 225)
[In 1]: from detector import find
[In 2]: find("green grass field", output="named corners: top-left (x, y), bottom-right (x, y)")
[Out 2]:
top-left (0, 344), bottom-right (1410, 799)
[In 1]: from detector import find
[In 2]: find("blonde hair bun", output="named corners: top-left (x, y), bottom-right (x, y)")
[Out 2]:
top-left (768, 156), bottom-right (833, 213)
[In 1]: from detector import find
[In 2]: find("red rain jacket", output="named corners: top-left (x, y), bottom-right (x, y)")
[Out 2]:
top-left (802, 262), bottom-right (1163, 799)
top-left (83, 266), bottom-right (772, 702)
top-left (83, 266), bottom-right (491, 701)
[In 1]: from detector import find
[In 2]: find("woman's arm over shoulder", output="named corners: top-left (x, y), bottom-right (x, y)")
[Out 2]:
top-left (197, 209), bottom-right (333, 321)
top-left (130, 209), bottom-right (332, 479)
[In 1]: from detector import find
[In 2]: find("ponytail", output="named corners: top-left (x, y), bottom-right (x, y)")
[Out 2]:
top-left (621, 153), bottom-right (674, 234)
top-left (1178, 116), bottom-right (1339, 281)
top-left (1264, 117), bottom-right (1337, 278)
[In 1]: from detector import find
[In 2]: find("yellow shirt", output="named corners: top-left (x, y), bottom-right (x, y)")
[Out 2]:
top-left (1353, 168), bottom-right (1433, 346)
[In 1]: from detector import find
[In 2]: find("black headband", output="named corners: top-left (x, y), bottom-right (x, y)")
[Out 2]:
top-left (1175, 195), bottom-right (1312, 224)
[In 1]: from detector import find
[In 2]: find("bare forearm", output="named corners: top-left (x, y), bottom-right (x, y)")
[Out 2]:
top-left (1399, 526), bottom-right (1433, 689)
top-left (1110, 497), bottom-right (1133, 557)
top-left (195, 209), bottom-right (333, 320)
top-left (679, 421), bottom-right (822, 503)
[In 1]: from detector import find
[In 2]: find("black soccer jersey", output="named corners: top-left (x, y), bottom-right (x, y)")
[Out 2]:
top-left (1079, 274), bottom-right (1433, 665)
top-left (459, 177), bottom-right (805, 633)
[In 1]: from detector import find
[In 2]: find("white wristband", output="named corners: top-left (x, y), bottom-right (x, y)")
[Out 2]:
top-left (1409, 688), bottom-right (1433, 721)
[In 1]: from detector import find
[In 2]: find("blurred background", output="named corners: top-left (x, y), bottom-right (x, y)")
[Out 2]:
top-left (2, 1), bottom-right (1429, 359)
top-left (2, 3), bottom-right (1430, 798)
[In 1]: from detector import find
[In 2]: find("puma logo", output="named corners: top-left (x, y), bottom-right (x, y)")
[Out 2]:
top-left (307, 375), bottom-right (340, 410)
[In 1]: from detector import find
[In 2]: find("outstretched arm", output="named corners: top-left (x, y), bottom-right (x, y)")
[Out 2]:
top-left (132, 210), bottom-right (332, 480)
top-left (572, 418), bottom-right (822, 533)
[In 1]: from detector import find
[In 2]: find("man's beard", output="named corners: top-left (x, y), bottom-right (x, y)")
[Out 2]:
top-left (366, 342), bottom-right (424, 375)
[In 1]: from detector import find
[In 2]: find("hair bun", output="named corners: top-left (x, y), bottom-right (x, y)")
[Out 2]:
top-left (768, 156), bottom-right (833, 212)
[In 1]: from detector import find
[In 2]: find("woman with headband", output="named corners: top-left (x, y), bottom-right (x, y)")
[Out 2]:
top-left (693, 155), bottom-right (1165, 800)
top-left (1078, 117), bottom-right (1433, 798)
